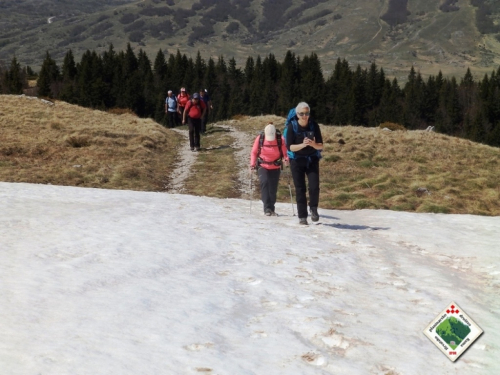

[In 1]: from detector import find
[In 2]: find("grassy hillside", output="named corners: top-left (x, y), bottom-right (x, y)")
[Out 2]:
top-left (1, 95), bottom-right (499, 215)
top-left (229, 115), bottom-right (500, 216)
top-left (0, 95), bottom-right (181, 190)
top-left (1, 0), bottom-right (500, 81)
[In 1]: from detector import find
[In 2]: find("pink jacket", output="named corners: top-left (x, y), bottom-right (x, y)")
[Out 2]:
top-left (250, 135), bottom-right (288, 170)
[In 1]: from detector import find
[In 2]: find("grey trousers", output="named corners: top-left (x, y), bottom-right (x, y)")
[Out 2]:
top-left (258, 167), bottom-right (281, 212)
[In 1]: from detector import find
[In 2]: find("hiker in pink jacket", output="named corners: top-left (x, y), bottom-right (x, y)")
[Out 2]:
top-left (250, 124), bottom-right (289, 216)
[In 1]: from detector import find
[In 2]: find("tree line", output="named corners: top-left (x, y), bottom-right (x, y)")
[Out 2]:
top-left (1, 45), bottom-right (500, 147)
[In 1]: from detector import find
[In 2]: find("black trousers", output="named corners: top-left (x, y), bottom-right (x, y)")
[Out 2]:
top-left (166, 111), bottom-right (178, 128)
top-left (290, 158), bottom-right (320, 219)
top-left (258, 167), bottom-right (281, 213)
top-left (188, 117), bottom-right (202, 149)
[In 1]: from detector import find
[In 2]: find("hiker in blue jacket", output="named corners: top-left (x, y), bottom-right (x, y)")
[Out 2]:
top-left (285, 102), bottom-right (323, 225)
top-left (165, 90), bottom-right (179, 128)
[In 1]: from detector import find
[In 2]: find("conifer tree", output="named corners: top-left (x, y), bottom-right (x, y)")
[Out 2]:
top-left (203, 57), bottom-right (218, 120)
top-left (242, 56), bottom-right (255, 114)
top-left (403, 67), bottom-right (425, 129)
top-left (193, 51), bottom-right (206, 92)
top-left (346, 65), bottom-right (367, 125)
top-left (260, 54), bottom-right (279, 114)
top-left (182, 57), bottom-right (195, 94)
top-left (101, 44), bottom-right (117, 108)
top-left (298, 53), bottom-right (325, 120)
top-left (6, 56), bottom-right (24, 94)
top-left (278, 51), bottom-right (298, 115)
top-left (153, 49), bottom-right (168, 124)
top-left (153, 49), bottom-right (167, 83)
top-left (248, 56), bottom-right (265, 116)
top-left (59, 50), bottom-right (78, 103)
top-left (328, 58), bottom-right (352, 125)
top-left (227, 57), bottom-right (244, 118)
top-left (37, 51), bottom-right (60, 98)
top-left (164, 53), bottom-right (175, 92)
top-left (137, 49), bottom-right (154, 117)
top-left (215, 75), bottom-right (230, 120)
top-left (203, 57), bottom-right (217, 96)
top-left (120, 44), bottom-right (142, 114)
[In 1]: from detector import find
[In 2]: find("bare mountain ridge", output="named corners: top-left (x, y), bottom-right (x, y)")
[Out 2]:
top-left (1, 0), bottom-right (500, 81)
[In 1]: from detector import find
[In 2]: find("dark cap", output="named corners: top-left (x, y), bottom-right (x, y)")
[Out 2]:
top-left (192, 93), bottom-right (200, 99)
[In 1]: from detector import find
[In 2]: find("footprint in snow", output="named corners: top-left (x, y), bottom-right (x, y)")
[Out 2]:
top-left (184, 342), bottom-right (214, 351)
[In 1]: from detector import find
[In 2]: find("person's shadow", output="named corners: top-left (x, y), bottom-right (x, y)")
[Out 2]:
top-left (317, 214), bottom-right (390, 231)
top-left (321, 222), bottom-right (390, 231)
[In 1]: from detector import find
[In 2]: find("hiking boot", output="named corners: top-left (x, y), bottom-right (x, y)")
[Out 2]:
top-left (270, 211), bottom-right (277, 216)
top-left (190, 147), bottom-right (195, 151)
top-left (264, 209), bottom-right (272, 216)
top-left (299, 218), bottom-right (308, 225)
top-left (195, 147), bottom-right (201, 151)
top-left (310, 207), bottom-right (319, 222)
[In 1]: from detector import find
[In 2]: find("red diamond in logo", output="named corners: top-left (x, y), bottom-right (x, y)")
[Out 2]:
top-left (451, 305), bottom-right (455, 309)
top-left (447, 310), bottom-right (450, 313)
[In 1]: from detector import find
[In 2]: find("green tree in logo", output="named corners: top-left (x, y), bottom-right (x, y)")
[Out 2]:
top-left (436, 317), bottom-right (471, 349)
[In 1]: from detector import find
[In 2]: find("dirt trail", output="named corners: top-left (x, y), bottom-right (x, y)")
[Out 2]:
top-left (216, 123), bottom-right (255, 198)
top-left (166, 124), bottom-right (255, 197)
top-left (166, 128), bottom-right (196, 194)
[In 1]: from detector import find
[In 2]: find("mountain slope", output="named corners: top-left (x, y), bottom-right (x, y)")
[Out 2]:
top-left (1, 0), bottom-right (500, 80)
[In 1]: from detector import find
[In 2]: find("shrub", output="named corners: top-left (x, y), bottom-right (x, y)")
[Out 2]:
top-left (120, 13), bottom-right (139, 25)
top-left (129, 31), bottom-right (144, 43)
top-left (226, 22), bottom-right (239, 34)
top-left (65, 135), bottom-right (90, 148)
top-left (124, 20), bottom-right (145, 33)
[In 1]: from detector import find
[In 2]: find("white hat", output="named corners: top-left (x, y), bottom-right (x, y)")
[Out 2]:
top-left (264, 124), bottom-right (276, 141)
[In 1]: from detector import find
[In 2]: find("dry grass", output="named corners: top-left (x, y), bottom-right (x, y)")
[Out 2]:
top-left (0, 95), bottom-right (181, 191)
top-left (319, 126), bottom-right (500, 215)
top-left (182, 125), bottom-right (240, 199)
top-left (2, 96), bottom-right (499, 216)
top-left (228, 117), bottom-right (500, 216)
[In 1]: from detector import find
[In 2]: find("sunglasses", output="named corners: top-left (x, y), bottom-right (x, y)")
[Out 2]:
top-left (297, 112), bottom-right (310, 117)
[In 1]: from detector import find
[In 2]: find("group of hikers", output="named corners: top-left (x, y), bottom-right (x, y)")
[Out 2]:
top-left (250, 102), bottom-right (323, 226)
top-left (165, 88), bottom-right (213, 151)
top-left (167, 92), bottom-right (323, 225)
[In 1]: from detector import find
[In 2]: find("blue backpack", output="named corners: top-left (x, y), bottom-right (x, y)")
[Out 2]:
top-left (283, 108), bottom-right (322, 160)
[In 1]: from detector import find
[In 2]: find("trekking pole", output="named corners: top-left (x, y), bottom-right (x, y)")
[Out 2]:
top-left (287, 169), bottom-right (295, 216)
top-left (249, 168), bottom-right (254, 213)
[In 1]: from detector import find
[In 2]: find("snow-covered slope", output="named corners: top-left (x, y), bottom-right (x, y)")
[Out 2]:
top-left (1, 182), bottom-right (498, 374)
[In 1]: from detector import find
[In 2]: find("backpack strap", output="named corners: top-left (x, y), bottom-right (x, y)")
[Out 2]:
top-left (276, 129), bottom-right (284, 161)
top-left (286, 119), bottom-right (322, 161)
top-left (257, 130), bottom-right (284, 169)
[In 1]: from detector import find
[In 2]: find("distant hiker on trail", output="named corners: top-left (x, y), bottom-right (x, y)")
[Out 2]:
top-left (182, 93), bottom-right (206, 151)
top-left (199, 89), bottom-right (213, 134)
top-left (285, 102), bottom-right (323, 225)
top-left (177, 87), bottom-right (190, 121)
top-left (165, 90), bottom-right (178, 128)
top-left (250, 124), bottom-right (289, 216)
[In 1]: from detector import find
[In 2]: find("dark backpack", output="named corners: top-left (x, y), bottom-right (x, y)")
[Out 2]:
top-left (283, 107), bottom-right (322, 160)
top-left (257, 129), bottom-right (284, 169)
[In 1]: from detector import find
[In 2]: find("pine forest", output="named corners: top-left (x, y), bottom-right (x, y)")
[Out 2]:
top-left (1, 45), bottom-right (500, 148)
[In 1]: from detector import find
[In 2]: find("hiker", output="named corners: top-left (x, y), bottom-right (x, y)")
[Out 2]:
top-left (182, 92), bottom-right (206, 151)
top-left (250, 124), bottom-right (289, 216)
top-left (177, 87), bottom-right (190, 121)
top-left (165, 90), bottom-right (178, 128)
top-left (285, 102), bottom-right (323, 225)
top-left (199, 89), bottom-right (213, 134)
